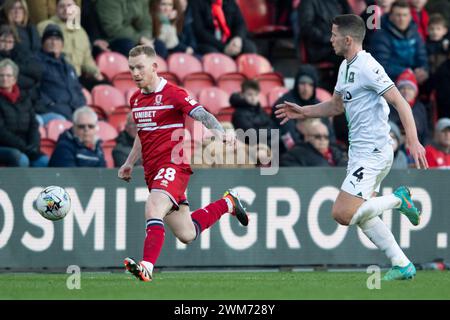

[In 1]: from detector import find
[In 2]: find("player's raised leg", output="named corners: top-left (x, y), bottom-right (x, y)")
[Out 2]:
top-left (124, 191), bottom-right (173, 282)
top-left (164, 189), bottom-right (249, 245)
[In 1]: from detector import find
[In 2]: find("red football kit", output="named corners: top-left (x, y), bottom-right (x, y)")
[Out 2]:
top-left (130, 78), bottom-right (203, 208)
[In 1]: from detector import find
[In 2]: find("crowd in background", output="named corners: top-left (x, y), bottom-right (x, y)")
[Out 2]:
top-left (0, 0), bottom-right (449, 169)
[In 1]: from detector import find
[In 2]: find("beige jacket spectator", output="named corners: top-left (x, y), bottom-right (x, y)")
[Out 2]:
top-left (37, 0), bottom-right (101, 79)
top-left (26, 0), bottom-right (82, 25)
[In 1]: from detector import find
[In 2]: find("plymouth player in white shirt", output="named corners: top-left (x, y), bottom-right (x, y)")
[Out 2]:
top-left (275, 14), bottom-right (428, 280)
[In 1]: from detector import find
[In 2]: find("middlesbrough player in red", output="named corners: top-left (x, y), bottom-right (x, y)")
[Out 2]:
top-left (118, 45), bottom-right (249, 282)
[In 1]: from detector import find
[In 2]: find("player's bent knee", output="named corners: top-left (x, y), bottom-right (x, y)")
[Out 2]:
top-left (177, 232), bottom-right (196, 245)
top-left (331, 209), bottom-right (351, 226)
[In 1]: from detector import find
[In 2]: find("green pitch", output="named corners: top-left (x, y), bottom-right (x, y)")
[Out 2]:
top-left (1, 271), bottom-right (450, 300)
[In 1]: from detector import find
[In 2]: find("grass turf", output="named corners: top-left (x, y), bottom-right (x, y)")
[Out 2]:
top-left (1, 271), bottom-right (449, 300)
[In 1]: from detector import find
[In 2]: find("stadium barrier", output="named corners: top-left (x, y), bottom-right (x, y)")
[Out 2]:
top-left (0, 168), bottom-right (448, 269)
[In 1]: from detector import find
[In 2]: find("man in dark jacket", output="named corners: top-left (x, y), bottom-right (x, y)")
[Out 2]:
top-left (281, 119), bottom-right (347, 167)
top-left (271, 64), bottom-right (335, 154)
top-left (298, 0), bottom-right (352, 64)
top-left (0, 59), bottom-right (48, 167)
top-left (433, 54), bottom-right (450, 118)
top-left (369, 0), bottom-right (429, 84)
top-left (37, 24), bottom-right (85, 124)
top-left (49, 106), bottom-right (106, 167)
top-left (113, 112), bottom-right (141, 167)
top-left (189, 0), bottom-right (257, 56)
top-left (230, 79), bottom-right (277, 145)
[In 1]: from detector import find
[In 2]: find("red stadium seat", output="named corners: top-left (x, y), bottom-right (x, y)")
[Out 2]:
top-left (267, 86), bottom-right (289, 107)
top-left (155, 55), bottom-right (168, 72)
top-left (39, 126), bottom-right (47, 139)
top-left (98, 121), bottom-right (118, 141)
top-left (167, 53), bottom-right (202, 82)
top-left (217, 72), bottom-right (247, 95)
top-left (255, 72), bottom-right (284, 95)
top-left (96, 51), bottom-right (129, 82)
top-left (236, 54), bottom-right (273, 79)
top-left (109, 106), bottom-right (131, 132)
top-left (202, 53), bottom-right (238, 81)
top-left (82, 87), bottom-right (92, 106)
top-left (159, 71), bottom-right (180, 85)
top-left (112, 72), bottom-right (135, 95)
top-left (91, 85), bottom-right (127, 117)
top-left (40, 138), bottom-right (56, 157)
top-left (198, 87), bottom-right (230, 115)
top-left (316, 87), bottom-right (332, 102)
top-left (102, 139), bottom-right (117, 168)
top-left (47, 119), bottom-right (73, 142)
top-left (183, 73), bottom-right (215, 99)
top-left (216, 106), bottom-right (235, 122)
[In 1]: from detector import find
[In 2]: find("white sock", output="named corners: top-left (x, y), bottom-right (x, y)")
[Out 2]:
top-left (141, 260), bottom-right (154, 274)
top-left (349, 194), bottom-right (401, 225)
top-left (358, 217), bottom-right (410, 267)
top-left (224, 197), bottom-right (234, 213)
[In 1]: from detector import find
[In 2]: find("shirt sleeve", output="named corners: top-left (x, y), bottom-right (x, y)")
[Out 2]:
top-left (361, 61), bottom-right (395, 96)
top-left (334, 63), bottom-right (345, 96)
top-left (174, 88), bottom-right (204, 115)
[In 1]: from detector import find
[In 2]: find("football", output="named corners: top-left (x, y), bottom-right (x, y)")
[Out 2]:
top-left (36, 186), bottom-right (71, 221)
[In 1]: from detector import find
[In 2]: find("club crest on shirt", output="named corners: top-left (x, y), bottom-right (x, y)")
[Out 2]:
top-left (155, 94), bottom-right (163, 105)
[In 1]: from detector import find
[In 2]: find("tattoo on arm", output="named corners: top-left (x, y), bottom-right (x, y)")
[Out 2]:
top-left (190, 107), bottom-right (225, 133)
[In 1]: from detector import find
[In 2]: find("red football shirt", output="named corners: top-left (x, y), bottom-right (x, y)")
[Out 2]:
top-left (130, 78), bottom-right (203, 176)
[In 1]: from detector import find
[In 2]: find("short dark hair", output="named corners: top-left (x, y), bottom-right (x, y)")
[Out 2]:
top-left (391, 0), bottom-right (410, 12)
top-left (332, 14), bottom-right (366, 44)
top-left (129, 45), bottom-right (156, 58)
top-left (429, 13), bottom-right (448, 28)
top-left (241, 79), bottom-right (260, 93)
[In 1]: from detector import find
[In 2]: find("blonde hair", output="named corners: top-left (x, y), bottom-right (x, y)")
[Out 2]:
top-left (129, 45), bottom-right (157, 58)
top-left (2, 0), bottom-right (29, 26)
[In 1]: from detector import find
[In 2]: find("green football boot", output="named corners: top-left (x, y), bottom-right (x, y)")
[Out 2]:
top-left (383, 262), bottom-right (416, 281)
top-left (393, 186), bottom-right (421, 226)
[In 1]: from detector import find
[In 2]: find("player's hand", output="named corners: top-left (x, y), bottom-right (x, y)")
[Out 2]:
top-left (408, 140), bottom-right (428, 169)
top-left (118, 163), bottom-right (133, 182)
top-left (274, 101), bottom-right (306, 125)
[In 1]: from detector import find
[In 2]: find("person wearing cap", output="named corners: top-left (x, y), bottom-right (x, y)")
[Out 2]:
top-left (271, 64), bottom-right (335, 154)
top-left (37, 0), bottom-right (106, 90)
top-left (389, 121), bottom-right (409, 169)
top-left (425, 118), bottom-right (450, 168)
top-left (36, 23), bottom-right (86, 124)
top-left (389, 68), bottom-right (429, 145)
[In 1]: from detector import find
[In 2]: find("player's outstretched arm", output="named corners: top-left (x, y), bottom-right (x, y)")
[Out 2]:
top-left (118, 135), bottom-right (142, 182)
top-left (190, 107), bottom-right (235, 146)
top-left (383, 87), bottom-right (428, 169)
top-left (274, 93), bottom-right (344, 125)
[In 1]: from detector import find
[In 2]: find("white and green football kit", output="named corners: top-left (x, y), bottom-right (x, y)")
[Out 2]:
top-left (334, 50), bottom-right (395, 199)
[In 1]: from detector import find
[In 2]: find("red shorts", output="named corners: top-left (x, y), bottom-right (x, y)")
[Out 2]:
top-left (145, 164), bottom-right (193, 210)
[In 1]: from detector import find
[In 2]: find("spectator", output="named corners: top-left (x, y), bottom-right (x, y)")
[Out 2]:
top-left (370, 0), bottom-right (429, 84)
top-left (190, 0), bottom-right (257, 56)
top-left (26, 0), bottom-right (81, 25)
top-left (96, 0), bottom-right (168, 58)
top-left (280, 119), bottom-right (347, 167)
top-left (427, 13), bottom-right (449, 75)
top-left (37, 24), bottom-right (85, 124)
top-left (389, 68), bottom-right (429, 145)
top-left (113, 113), bottom-right (141, 167)
top-left (0, 59), bottom-right (48, 167)
top-left (361, 0), bottom-right (395, 50)
top-left (433, 54), bottom-right (450, 118)
top-left (389, 121), bottom-right (409, 169)
top-left (410, 0), bottom-right (429, 41)
top-left (49, 106), bottom-right (106, 167)
top-left (0, 24), bottom-right (42, 109)
top-left (425, 117), bottom-right (450, 168)
top-left (0, 0), bottom-right (41, 53)
top-left (37, 0), bottom-right (106, 90)
top-left (271, 64), bottom-right (335, 153)
top-left (298, 0), bottom-right (352, 65)
top-left (230, 79), bottom-right (277, 146)
top-left (150, 0), bottom-right (195, 55)
top-left (177, 0), bottom-right (197, 54)
top-left (80, 0), bottom-right (111, 58)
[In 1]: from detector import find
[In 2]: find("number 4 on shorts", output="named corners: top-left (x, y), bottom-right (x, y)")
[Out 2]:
top-left (352, 167), bottom-right (364, 182)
